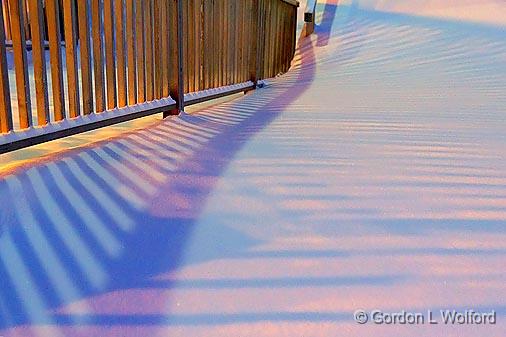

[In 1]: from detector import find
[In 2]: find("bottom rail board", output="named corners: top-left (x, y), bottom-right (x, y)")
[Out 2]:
top-left (0, 81), bottom-right (259, 154)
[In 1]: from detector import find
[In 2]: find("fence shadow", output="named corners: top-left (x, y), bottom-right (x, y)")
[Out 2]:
top-left (0, 2), bottom-right (339, 335)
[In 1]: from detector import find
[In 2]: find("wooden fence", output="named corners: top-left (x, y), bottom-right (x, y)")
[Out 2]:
top-left (0, 0), bottom-right (299, 153)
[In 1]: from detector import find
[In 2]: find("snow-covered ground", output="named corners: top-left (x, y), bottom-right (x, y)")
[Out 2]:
top-left (1, 1), bottom-right (506, 336)
top-left (345, 0), bottom-right (506, 27)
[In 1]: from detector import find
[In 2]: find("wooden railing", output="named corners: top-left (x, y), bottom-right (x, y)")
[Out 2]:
top-left (0, 0), bottom-right (299, 153)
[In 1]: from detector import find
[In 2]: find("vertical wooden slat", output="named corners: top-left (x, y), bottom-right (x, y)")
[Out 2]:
top-left (262, 0), bottom-right (269, 78)
top-left (161, 0), bottom-right (169, 98)
top-left (257, 0), bottom-right (264, 80)
top-left (267, 0), bottom-right (274, 77)
top-left (274, 1), bottom-right (283, 76)
top-left (166, 0), bottom-right (183, 116)
top-left (219, 0), bottom-right (225, 86)
top-left (249, 0), bottom-right (258, 85)
top-left (286, 5), bottom-right (292, 71)
top-left (187, 0), bottom-right (194, 92)
top-left (135, 0), bottom-right (145, 103)
top-left (276, 2), bottom-right (282, 74)
top-left (246, 0), bottom-right (252, 80)
top-left (261, 0), bottom-right (268, 78)
top-left (200, 0), bottom-right (205, 90)
top-left (210, 0), bottom-right (215, 87)
top-left (2, 0), bottom-right (11, 41)
top-left (275, 2), bottom-right (282, 75)
top-left (279, 4), bottom-right (288, 73)
top-left (222, 0), bottom-right (227, 85)
top-left (126, 0), bottom-right (137, 104)
top-left (226, 0), bottom-right (233, 84)
top-left (255, 0), bottom-right (260, 79)
top-left (231, 0), bottom-right (236, 83)
top-left (159, 0), bottom-right (165, 98)
top-left (153, 0), bottom-right (162, 99)
top-left (19, 0), bottom-right (28, 39)
top-left (63, 0), bottom-right (81, 118)
top-left (268, 1), bottom-right (276, 77)
top-left (46, 0), bottom-right (65, 119)
top-left (291, 5), bottom-right (297, 66)
top-left (210, 0), bottom-right (216, 89)
top-left (288, 5), bottom-right (295, 72)
top-left (283, 4), bottom-right (288, 72)
top-left (215, 0), bottom-right (222, 87)
top-left (281, 5), bottom-right (288, 72)
top-left (232, 0), bottom-right (239, 83)
top-left (8, 0), bottom-right (31, 128)
top-left (27, 0), bottom-right (49, 125)
top-left (155, 0), bottom-right (165, 99)
top-left (242, 0), bottom-right (249, 82)
top-left (194, 0), bottom-right (201, 91)
top-left (237, 0), bottom-right (244, 83)
top-left (0, 5), bottom-right (13, 132)
top-left (152, 0), bottom-right (158, 98)
top-left (144, 0), bottom-right (153, 101)
top-left (91, 0), bottom-right (105, 112)
top-left (202, 0), bottom-right (210, 89)
top-left (222, 0), bottom-right (227, 86)
top-left (211, 0), bottom-right (217, 88)
top-left (182, 0), bottom-right (188, 93)
top-left (115, 0), bottom-right (127, 107)
top-left (271, 1), bottom-right (277, 77)
top-left (103, 0), bottom-right (116, 109)
top-left (77, 0), bottom-right (93, 115)
top-left (275, 3), bottom-right (281, 75)
top-left (278, 3), bottom-right (283, 73)
top-left (233, 0), bottom-right (240, 84)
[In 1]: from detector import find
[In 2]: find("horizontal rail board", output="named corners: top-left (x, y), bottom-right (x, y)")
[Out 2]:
top-left (185, 81), bottom-right (257, 106)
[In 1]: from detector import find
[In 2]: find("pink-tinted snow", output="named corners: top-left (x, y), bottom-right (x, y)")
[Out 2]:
top-left (0, 1), bottom-right (505, 336)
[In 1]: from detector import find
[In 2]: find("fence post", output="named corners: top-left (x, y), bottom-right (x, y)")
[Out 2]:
top-left (165, 0), bottom-right (184, 117)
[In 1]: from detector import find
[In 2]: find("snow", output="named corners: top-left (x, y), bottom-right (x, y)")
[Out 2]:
top-left (345, 0), bottom-right (506, 27)
top-left (1, 1), bottom-right (506, 336)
